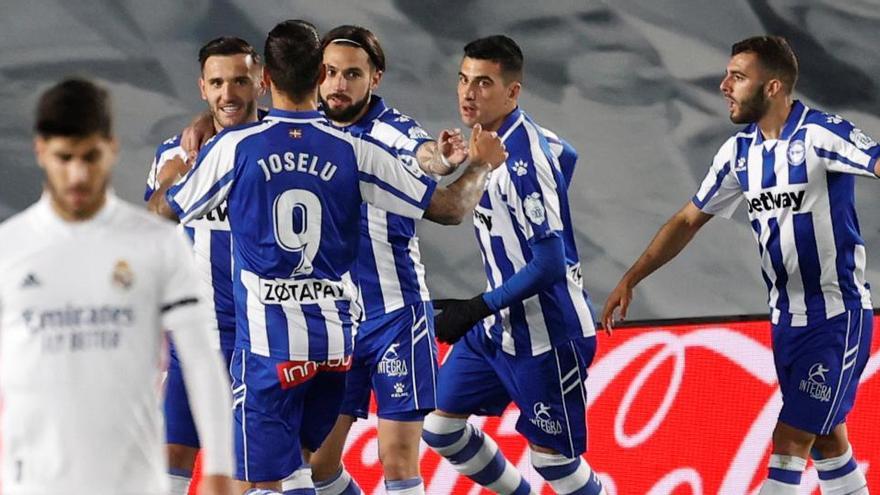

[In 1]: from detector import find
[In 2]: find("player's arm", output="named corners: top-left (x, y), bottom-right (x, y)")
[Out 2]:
top-left (423, 125), bottom-right (506, 224)
top-left (415, 128), bottom-right (468, 176)
top-left (159, 230), bottom-right (234, 491)
top-left (146, 155), bottom-right (190, 220)
top-left (600, 202), bottom-right (713, 330)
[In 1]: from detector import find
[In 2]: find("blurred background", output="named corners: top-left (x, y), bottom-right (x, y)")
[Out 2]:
top-left (2, 0), bottom-right (879, 320)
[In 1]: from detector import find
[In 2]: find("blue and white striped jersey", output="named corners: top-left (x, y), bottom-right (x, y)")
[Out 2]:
top-left (473, 107), bottom-right (596, 357)
top-left (540, 127), bottom-right (578, 188)
top-left (338, 96), bottom-right (434, 321)
top-left (166, 108), bottom-right (437, 361)
top-left (146, 135), bottom-right (235, 349)
top-left (693, 101), bottom-right (880, 326)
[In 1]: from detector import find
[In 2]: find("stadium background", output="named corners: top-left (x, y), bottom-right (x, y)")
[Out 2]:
top-left (1, 0), bottom-right (878, 493)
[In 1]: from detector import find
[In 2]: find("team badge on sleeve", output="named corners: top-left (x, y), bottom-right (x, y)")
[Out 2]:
top-left (850, 128), bottom-right (877, 150)
top-left (407, 126), bottom-right (431, 140)
top-left (523, 192), bottom-right (546, 224)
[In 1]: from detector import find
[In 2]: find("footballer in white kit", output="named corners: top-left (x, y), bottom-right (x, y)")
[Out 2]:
top-left (0, 78), bottom-right (233, 495)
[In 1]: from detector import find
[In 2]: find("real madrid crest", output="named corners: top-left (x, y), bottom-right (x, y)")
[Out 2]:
top-left (787, 140), bottom-right (806, 166)
top-left (112, 259), bottom-right (134, 290)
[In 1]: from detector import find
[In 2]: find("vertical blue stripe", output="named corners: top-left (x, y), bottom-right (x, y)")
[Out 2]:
top-left (826, 173), bottom-right (863, 304)
top-left (766, 218), bottom-right (790, 315)
top-left (762, 143), bottom-right (777, 188)
top-left (232, 263), bottom-right (250, 351)
top-left (357, 206), bottom-right (385, 318)
top-left (488, 233), bottom-right (531, 355)
top-left (302, 303), bottom-right (328, 361)
top-left (184, 226), bottom-right (196, 242)
top-left (334, 300), bottom-right (354, 356)
top-left (389, 215), bottom-right (421, 307)
top-left (751, 220), bottom-right (774, 296)
top-left (210, 230), bottom-right (236, 332)
top-left (265, 304), bottom-right (290, 360)
top-left (792, 212), bottom-right (825, 318)
top-left (735, 136), bottom-right (752, 191)
top-left (788, 129), bottom-right (809, 184)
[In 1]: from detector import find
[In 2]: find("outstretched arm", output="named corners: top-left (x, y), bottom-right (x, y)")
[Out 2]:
top-left (601, 201), bottom-right (713, 331)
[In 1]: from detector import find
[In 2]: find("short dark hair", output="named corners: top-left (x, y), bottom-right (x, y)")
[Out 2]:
top-left (321, 25), bottom-right (386, 72)
top-left (463, 35), bottom-right (523, 83)
top-left (35, 78), bottom-right (112, 138)
top-left (198, 36), bottom-right (261, 70)
top-left (264, 20), bottom-right (322, 101)
top-left (732, 35), bottom-right (798, 93)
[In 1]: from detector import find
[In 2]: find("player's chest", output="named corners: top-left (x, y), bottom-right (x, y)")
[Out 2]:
top-left (734, 137), bottom-right (822, 216)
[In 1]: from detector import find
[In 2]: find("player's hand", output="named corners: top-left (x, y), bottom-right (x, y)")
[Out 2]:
top-left (156, 156), bottom-right (192, 187)
top-left (438, 128), bottom-right (468, 171)
top-left (433, 295), bottom-right (493, 344)
top-left (181, 111), bottom-right (216, 161)
top-left (197, 474), bottom-right (234, 495)
top-left (601, 280), bottom-right (633, 335)
top-left (468, 124), bottom-right (507, 170)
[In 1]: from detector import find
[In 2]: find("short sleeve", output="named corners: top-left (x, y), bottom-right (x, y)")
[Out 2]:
top-left (144, 136), bottom-right (185, 202)
top-left (354, 133), bottom-right (437, 219)
top-left (808, 114), bottom-right (880, 178)
top-left (159, 228), bottom-right (211, 330)
top-left (691, 137), bottom-right (743, 219)
top-left (504, 141), bottom-right (564, 244)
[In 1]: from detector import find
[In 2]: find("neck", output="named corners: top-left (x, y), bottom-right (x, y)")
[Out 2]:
top-left (47, 189), bottom-right (106, 222)
top-left (271, 86), bottom-right (318, 112)
top-left (483, 104), bottom-right (517, 133)
top-left (757, 96), bottom-right (794, 140)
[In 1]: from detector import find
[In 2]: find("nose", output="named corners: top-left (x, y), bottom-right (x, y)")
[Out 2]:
top-left (220, 82), bottom-right (234, 100)
top-left (719, 75), bottom-right (731, 94)
top-left (461, 83), bottom-right (475, 101)
top-left (68, 160), bottom-right (90, 185)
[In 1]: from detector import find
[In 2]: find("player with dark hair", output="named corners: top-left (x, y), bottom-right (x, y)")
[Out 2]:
top-left (148, 20), bottom-right (506, 494)
top-left (603, 35), bottom-right (873, 494)
top-left (0, 77), bottom-right (234, 495)
top-left (421, 35), bottom-right (604, 495)
top-left (144, 35), bottom-right (264, 494)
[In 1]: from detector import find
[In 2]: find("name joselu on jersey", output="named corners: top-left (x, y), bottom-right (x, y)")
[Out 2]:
top-left (746, 190), bottom-right (805, 214)
top-left (257, 152), bottom-right (338, 182)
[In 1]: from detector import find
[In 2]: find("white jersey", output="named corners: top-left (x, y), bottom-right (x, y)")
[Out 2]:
top-left (0, 194), bottom-right (233, 495)
top-left (693, 101), bottom-right (880, 326)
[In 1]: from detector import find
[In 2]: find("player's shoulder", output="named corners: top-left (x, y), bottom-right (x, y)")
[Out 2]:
top-left (0, 202), bottom-right (41, 242)
top-left (111, 199), bottom-right (180, 238)
top-left (800, 106), bottom-right (861, 140)
top-left (154, 134), bottom-right (182, 156)
top-left (205, 119), bottom-right (275, 152)
top-left (375, 106), bottom-right (431, 140)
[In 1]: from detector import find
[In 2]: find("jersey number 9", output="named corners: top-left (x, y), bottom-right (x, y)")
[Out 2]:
top-left (273, 189), bottom-right (321, 276)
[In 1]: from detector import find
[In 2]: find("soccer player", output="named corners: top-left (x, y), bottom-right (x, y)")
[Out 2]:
top-left (0, 78), bottom-right (233, 494)
top-left (305, 25), bottom-right (467, 495)
top-left (145, 36), bottom-right (264, 494)
top-left (148, 20), bottom-right (506, 494)
top-left (601, 36), bottom-right (873, 494)
top-left (421, 36), bottom-right (604, 495)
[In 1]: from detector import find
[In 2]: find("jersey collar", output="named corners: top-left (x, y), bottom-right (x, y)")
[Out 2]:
top-left (496, 107), bottom-right (524, 141)
top-left (37, 189), bottom-right (119, 230)
top-left (265, 108), bottom-right (324, 123)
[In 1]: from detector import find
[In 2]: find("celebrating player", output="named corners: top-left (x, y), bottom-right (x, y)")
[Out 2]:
top-left (148, 20), bottom-right (506, 494)
top-left (305, 25), bottom-right (467, 495)
top-left (145, 36), bottom-right (264, 494)
top-left (0, 78), bottom-right (233, 495)
top-left (421, 36), bottom-right (605, 495)
top-left (602, 36), bottom-right (873, 494)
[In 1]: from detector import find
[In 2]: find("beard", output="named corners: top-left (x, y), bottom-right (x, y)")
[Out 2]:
top-left (321, 90), bottom-right (371, 124)
top-left (730, 83), bottom-right (769, 124)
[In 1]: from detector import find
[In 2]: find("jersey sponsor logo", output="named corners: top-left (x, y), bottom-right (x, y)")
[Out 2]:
top-left (20, 273), bottom-right (40, 288)
top-left (513, 159), bottom-right (529, 177)
top-left (377, 342), bottom-right (409, 377)
top-left (259, 277), bottom-right (347, 304)
top-left (203, 202), bottom-right (229, 222)
top-left (111, 260), bottom-right (134, 290)
top-left (799, 362), bottom-right (832, 402)
top-left (22, 305), bottom-right (133, 352)
top-left (850, 128), bottom-right (877, 150)
top-left (529, 402), bottom-right (563, 435)
top-left (745, 190), bottom-right (805, 214)
top-left (787, 140), bottom-right (806, 166)
top-left (523, 192), bottom-right (546, 225)
top-left (276, 355), bottom-right (352, 389)
top-left (256, 152), bottom-right (338, 182)
top-left (474, 209), bottom-right (492, 231)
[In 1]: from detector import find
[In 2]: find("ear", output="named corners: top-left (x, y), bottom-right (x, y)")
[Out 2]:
top-left (370, 69), bottom-right (383, 91)
top-left (317, 63), bottom-right (327, 86)
top-left (262, 66), bottom-right (273, 91)
top-left (508, 81), bottom-right (521, 101)
top-left (198, 76), bottom-right (208, 101)
top-left (34, 137), bottom-right (46, 169)
top-left (766, 78), bottom-right (784, 98)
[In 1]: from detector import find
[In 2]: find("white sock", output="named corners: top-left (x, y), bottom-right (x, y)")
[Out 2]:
top-left (314, 466), bottom-right (362, 495)
top-left (814, 445), bottom-right (869, 495)
top-left (167, 470), bottom-right (192, 495)
top-left (529, 449), bottom-right (606, 495)
top-left (758, 455), bottom-right (807, 494)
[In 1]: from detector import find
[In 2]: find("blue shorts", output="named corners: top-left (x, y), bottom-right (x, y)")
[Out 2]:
top-left (164, 338), bottom-right (234, 448)
top-left (340, 302), bottom-right (438, 421)
top-left (773, 308), bottom-right (873, 435)
top-left (230, 348), bottom-right (348, 482)
top-left (436, 329), bottom-right (596, 458)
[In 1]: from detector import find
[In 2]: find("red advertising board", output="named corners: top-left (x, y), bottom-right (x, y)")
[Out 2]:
top-left (192, 315), bottom-right (880, 493)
